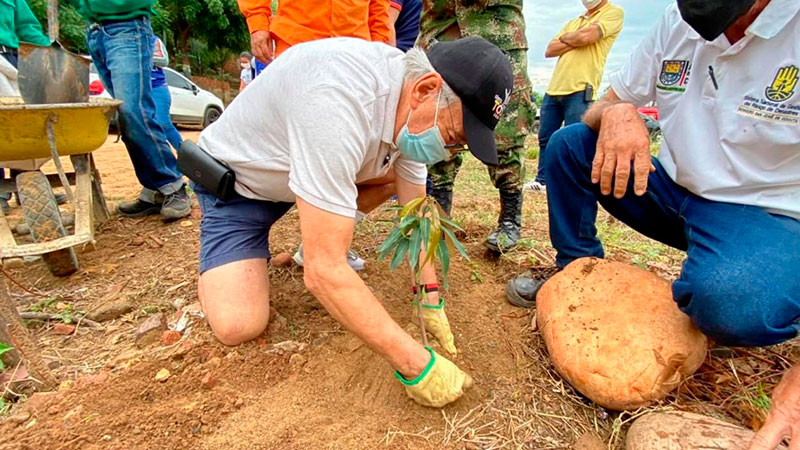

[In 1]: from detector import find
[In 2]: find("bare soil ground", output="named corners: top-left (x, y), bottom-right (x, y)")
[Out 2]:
top-left (0, 134), bottom-right (797, 449)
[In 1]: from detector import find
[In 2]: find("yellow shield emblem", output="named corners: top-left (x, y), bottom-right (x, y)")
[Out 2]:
top-left (765, 65), bottom-right (798, 102)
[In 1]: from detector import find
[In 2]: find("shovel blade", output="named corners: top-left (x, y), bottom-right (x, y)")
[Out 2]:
top-left (18, 42), bottom-right (90, 104)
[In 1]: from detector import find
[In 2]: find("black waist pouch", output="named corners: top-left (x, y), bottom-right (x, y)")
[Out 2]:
top-left (178, 140), bottom-right (237, 201)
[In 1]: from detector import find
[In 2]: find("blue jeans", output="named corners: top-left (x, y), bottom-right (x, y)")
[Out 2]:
top-left (86, 17), bottom-right (183, 199)
top-left (151, 85), bottom-right (183, 151)
top-left (545, 124), bottom-right (800, 347)
top-left (535, 92), bottom-right (591, 185)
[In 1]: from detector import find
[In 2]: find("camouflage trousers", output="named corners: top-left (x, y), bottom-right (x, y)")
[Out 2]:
top-left (429, 48), bottom-right (534, 192)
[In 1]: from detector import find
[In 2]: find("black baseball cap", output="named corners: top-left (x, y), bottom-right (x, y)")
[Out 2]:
top-left (427, 37), bottom-right (514, 166)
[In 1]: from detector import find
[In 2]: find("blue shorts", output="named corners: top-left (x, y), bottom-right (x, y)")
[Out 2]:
top-left (194, 183), bottom-right (294, 274)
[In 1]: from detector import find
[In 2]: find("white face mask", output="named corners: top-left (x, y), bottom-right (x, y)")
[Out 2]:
top-left (241, 62), bottom-right (251, 70)
top-left (582, 0), bottom-right (602, 9)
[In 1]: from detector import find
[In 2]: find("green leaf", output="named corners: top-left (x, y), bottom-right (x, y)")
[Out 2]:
top-left (437, 239), bottom-right (451, 290)
top-left (419, 217), bottom-right (430, 253)
top-left (398, 215), bottom-right (420, 235)
top-left (442, 226), bottom-right (469, 259)
top-left (389, 238), bottom-right (410, 271)
top-left (409, 227), bottom-right (422, 271)
top-left (400, 197), bottom-right (425, 218)
top-left (377, 227), bottom-right (403, 259)
top-left (439, 217), bottom-right (464, 232)
top-left (421, 228), bottom-right (441, 269)
top-left (0, 342), bottom-right (13, 371)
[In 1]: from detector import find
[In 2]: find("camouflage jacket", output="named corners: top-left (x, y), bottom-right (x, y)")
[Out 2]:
top-left (417, 0), bottom-right (528, 51)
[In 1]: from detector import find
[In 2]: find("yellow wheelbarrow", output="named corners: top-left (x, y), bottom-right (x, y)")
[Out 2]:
top-left (0, 97), bottom-right (121, 276)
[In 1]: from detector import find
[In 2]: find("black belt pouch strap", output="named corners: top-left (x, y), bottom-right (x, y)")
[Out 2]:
top-left (178, 140), bottom-right (237, 201)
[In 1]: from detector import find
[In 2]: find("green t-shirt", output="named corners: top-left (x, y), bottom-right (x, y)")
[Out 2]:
top-left (65, 0), bottom-right (155, 23)
top-left (0, 0), bottom-right (51, 49)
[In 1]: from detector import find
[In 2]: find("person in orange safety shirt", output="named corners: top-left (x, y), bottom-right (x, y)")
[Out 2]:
top-left (237, 0), bottom-right (392, 62)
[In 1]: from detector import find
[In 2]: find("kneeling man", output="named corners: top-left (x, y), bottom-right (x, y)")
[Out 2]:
top-left (507, 0), bottom-right (800, 445)
top-left (194, 36), bottom-right (514, 407)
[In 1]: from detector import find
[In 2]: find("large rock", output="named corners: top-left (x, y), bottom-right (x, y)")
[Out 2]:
top-left (87, 298), bottom-right (135, 322)
top-left (626, 411), bottom-right (787, 450)
top-left (537, 258), bottom-right (707, 410)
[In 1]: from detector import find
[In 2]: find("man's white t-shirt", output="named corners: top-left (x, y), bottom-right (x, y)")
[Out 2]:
top-left (198, 38), bottom-right (426, 218)
top-left (609, 1), bottom-right (800, 221)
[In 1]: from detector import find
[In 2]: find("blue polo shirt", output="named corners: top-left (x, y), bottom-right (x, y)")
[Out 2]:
top-left (391, 0), bottom-right (421, 52)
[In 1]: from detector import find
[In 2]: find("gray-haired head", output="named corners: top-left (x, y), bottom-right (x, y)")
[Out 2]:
top-left (403, 47), bottom-right (458, 108)
top-left (240, 51), bottom-right (253, 60)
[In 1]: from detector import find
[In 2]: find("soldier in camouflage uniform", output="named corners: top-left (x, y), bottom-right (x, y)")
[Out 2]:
top-left (417, 0), bottom-right (535, 252)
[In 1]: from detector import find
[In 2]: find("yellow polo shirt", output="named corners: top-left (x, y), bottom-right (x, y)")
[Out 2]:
top-left (546, 3), bottom-right (624, 98)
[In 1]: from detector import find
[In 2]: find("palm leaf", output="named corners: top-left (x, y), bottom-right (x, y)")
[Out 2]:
top-left (390, 238), bottom-right (410, 271)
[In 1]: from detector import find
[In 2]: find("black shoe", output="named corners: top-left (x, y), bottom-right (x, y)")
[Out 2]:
top-left (486, 221), bottom-right (521, 252)
top-left (161, 186), bottom-right (191, 221)
top-left (54, 193), bottom-right (68, 205)
top-left (119, 199), bottom-right (162, 217)
top-left (119, 194), bottom-right (164, 217)
top-left (505, 267), bottom-right (561, 308)
top-left (485, 189), bottom-right (523, 252)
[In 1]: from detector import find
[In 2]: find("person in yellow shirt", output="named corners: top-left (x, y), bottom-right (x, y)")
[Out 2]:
top-left (524, 0), bottom-right (623, 193)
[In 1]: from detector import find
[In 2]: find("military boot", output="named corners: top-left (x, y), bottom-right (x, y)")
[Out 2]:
top-left (431, 188), bottom-right (453, 216)
top-left (485, 189), bottom-right (522, 252)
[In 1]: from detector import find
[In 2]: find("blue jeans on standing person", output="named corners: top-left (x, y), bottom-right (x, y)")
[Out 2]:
top-left (544, 123), bottom-right (800, 348)
top-left (86, 17), bottom-right (184, 202)
top-left (535, 92), bottom-right (592, 185)
top-left (151, 85), bottom-right (183, 151)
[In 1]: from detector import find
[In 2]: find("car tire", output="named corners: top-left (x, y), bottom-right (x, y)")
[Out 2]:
top-left (202, 107), bottom-right (222, 129)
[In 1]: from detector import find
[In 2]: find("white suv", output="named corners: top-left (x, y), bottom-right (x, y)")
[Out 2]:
top-left (90, 65), bottom-right (224, 129)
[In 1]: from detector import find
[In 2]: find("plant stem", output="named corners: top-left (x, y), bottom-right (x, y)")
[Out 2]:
top-left (417, 282), bottom-right (429, 348)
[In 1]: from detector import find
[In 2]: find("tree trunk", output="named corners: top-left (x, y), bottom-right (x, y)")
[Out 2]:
top-left (0, 276), bottom-right (57, 391)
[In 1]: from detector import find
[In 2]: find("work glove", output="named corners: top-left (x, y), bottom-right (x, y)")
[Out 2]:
top-left (396, 347), bottom-right (473, 408)
top-left (412, 298), bottom-right (457, 355)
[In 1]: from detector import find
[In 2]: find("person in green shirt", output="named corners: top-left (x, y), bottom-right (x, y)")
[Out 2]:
top-left (0, 0), bottom-right (51, 68)
top-left (63, 0), bottom-right (192, 221)
top-left (0, 0), bottom-right (51, 214)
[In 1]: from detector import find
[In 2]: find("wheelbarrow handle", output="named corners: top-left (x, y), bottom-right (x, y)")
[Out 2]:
top-left (47, 0), bottom-right (59, 43)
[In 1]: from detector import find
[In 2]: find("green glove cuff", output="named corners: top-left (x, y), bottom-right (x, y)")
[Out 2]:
top-left (411, 298), bottom-right (445, 310)
top-left (394, 347), bottom-right (436, 386)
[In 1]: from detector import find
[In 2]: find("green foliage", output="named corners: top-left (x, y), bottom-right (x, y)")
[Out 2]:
top-left (154, 0), bottom-right (249, 56)
top-left (0, 342), bottom-right (13, 371)
top-left (29, 1), bottom-right (249, 76)
top-left (531, 91), bottom-right (544, 108)
top-left (28, 0), bottom-right (88, 53)
top-left (377, 196), bottom-right (470, 289)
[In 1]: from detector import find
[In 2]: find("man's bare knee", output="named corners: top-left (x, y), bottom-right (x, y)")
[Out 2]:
top-left (199, 259), bottom-right (271, 346)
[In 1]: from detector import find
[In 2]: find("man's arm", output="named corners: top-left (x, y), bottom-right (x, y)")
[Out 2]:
top-left (582, 88), bottom-right (653, 199)
top-left (15, 0), bottom-right (51, 47)
top-left (749, 365), bottom-right (800, 450)
top-left (297, 198), bottom-right (430, 378)
top-left (368, 0), bottom-right (392, 44)
top-left (237, 0), bottom-right (274, 61)
top-left (559, 23), bottom-right (603, 48)
top-left (545, 39), bottom-right (575, 58)
top-left (388, 1), bottom-right (402, 48)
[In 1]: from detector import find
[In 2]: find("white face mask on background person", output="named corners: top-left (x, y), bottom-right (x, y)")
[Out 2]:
top-left (582, 0), bottom-right (602, 10)
top-left (241, 62), bottom-right (251, 70)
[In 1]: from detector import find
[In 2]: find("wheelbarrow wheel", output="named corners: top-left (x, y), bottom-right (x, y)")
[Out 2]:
top-left (16, 171), bottom-right (79, 276)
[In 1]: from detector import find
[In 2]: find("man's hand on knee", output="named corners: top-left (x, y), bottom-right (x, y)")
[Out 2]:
top-left (591, 103), bottom-right (654, 198)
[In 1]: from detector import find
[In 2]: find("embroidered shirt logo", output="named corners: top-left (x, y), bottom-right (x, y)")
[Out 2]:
top-left (493, 89), bottom-right (511, 120)
top-left (659, 60), bottom-right (689, 86)
top-left (765, 65), bottom-right (798, 103)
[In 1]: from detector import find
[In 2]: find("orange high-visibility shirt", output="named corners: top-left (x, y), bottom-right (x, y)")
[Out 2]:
top-left (237, 0), bottom-right (391, 54)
